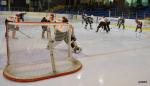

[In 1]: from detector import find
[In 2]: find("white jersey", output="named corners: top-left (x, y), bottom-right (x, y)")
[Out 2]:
top-left (7, 16), bottom-right (19, 28)
top-left (99, 17), bottom-right (105, 22)
top-left (104, 17), bottom-right (109, 22)
top-left (7, 16), bottom-right (17, 22)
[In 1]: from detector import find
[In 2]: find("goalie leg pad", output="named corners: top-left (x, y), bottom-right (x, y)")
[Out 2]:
top-left (71, 41), bottom-right (82, 54)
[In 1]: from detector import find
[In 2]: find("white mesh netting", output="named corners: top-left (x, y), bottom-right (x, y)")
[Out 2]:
top-left (4, 22), bottom-right (82, 82)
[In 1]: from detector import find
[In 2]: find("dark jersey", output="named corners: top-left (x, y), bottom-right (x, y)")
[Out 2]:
top-left (41, 17), bottom-right (49, 29)
top-left (41, 17), bottom-right (48, 22)
top-left (118, 18), bottom-right (125, 24)
top-left (137, 21), bottom-right (142, 28)
top-left (84, 17), bottom-right (93, 24)
top-left (16, 13), bottom-right (26, 21)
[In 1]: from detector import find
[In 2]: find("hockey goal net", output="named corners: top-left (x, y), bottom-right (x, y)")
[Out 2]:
top-left (4, 22), bottom-right (82, 82)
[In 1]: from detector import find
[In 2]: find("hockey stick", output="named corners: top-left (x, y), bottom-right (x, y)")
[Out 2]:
top-left (18, 30), bottom-right (31, 38)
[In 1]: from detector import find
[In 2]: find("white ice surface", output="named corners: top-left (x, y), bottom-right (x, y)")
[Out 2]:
top-left (0, 15), bottom-right (150, 86)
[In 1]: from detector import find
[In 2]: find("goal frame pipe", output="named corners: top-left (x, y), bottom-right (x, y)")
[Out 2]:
top-left (8, 22), bottom-right (71, 26)
top-left (47, 28), bottom-right (56, 73)
top-left (5, 24), bottom-right (10, 66)
top-left (68, 26), bottom-right (73, 59)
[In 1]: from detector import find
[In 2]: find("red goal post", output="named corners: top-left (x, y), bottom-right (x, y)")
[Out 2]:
top-left (4, 22), bottom-right (82, 82)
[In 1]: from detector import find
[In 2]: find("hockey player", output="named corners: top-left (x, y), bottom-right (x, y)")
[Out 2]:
top-left (5, 16), bottom-right (19, 39)
top-left (16, 12), bottom-right (26, 22)
top-left (84, 15), bottom-right (93, 30)
top-left (135, 18), bottom-right (142, 33)
top-left (60, 17), bottom-right (81, 53)
top-left (104, 17), bottom-right (110, 33)
top-left (41, 16), bottom-right (49, 38)
top-left (117, 17), bottom-right (125, 29)
top-left (96, 16), bottom-right (108, 33)
top-left (81, 12), bottom-right (85, 24)
top-left (47, 16), bottom-right (81, 53)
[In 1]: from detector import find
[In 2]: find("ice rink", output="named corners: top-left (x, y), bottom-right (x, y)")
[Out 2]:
top-left (0, 15), bottom-right (150, 86)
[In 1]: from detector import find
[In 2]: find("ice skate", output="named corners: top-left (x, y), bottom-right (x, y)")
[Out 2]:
top-left (73, 46), bottom-right (82, 54)
top-left (71, 41), bottom-right (82, 54)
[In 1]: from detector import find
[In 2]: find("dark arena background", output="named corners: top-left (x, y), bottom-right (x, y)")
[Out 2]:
top-left (0, 0), bottom-right (150, 18)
